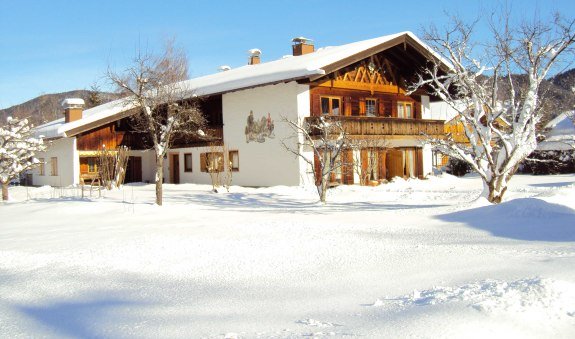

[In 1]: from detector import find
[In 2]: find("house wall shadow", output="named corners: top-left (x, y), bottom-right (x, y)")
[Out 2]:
top-left (437, 198), bottom-right (575, 242)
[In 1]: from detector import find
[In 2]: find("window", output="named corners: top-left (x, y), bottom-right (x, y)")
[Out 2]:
top-left (365, 98), bottom-right (377, 116)
top-left (87, 158), bottom-right (98, 173)
top-left (367, 149), bottom-right (379, 181)
top-left (50, 157), bottom-right (58, 176)
top-left (320, 96), bottom-right (341, 115)
top-left (184, 153), bottom-right (193, 172)
top-left (200, 152), bottom-right (223, 173)
top-left (401, 149), bottom-right (416, 178)
top-left (39, 158), bottom-right (45, 176)
top-left (397, 102), bottom-right (413, 118)
top-left (229, 151), bottom-right (239, 171)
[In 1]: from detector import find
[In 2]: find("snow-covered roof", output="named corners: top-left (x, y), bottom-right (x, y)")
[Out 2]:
top-left (34, 98), bottom-right (135, 139)
top-left (537, 111), bottom-right (575, 151)
top-left (33, 118), bottom-right (65, 139)
top-left (50, 31), bottom-right (450, 137)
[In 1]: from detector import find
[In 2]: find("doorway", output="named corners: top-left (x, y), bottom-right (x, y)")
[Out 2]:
top-left (170, 154), bottom-right (180, 184)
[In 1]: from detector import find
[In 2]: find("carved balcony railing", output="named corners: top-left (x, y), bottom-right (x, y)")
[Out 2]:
top-left (304, 116), bottom-right (445, 137)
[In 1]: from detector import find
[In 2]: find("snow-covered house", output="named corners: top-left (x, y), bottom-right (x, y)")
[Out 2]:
top-left (520, 112), bottom-right (575, 174)
top-left (32, 32), bottom-right (452, 187)
top-left (537, 112), bottom-right (575, 152)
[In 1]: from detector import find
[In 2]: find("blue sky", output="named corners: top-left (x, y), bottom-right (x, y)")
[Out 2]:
top-left (0, 0), bottom-right (573, 109)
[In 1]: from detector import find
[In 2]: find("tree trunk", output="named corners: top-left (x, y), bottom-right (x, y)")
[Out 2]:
top-left (155, 156), bottom-right (164, 206)
top-left (1, 182), bottom-right (8, 201)
top-left (481, 174), bottom-right (510, 204)
top-left (319, 179), bottom-right (328, 203)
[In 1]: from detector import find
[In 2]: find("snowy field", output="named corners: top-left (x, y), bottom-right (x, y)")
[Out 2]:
top-left (1, 173), bottom-right (575, 338)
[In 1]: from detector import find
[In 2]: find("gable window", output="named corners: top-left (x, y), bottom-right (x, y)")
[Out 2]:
top-left (50, 157), bottom-right (58, 176)
top-left (365, 98), bottom-right (377, 116)
top-left (39, 158), bottom-right (45, 176)
top-left (229, 150), bottom-right (239, 171)
top-left (321, 96), bottom-right (341, 115)
top-left (200, 152), bottom-right (223, 173)
top-left (184, 153), bottom-right (193, 172)
top-left (397, 102), bottom-right (413, 119)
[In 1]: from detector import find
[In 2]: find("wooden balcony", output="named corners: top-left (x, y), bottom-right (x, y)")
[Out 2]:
top-left (305, 116), bottom-right (445, 137)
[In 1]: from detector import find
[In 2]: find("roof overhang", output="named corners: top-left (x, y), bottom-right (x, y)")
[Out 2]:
top-left (64, 107), bottom-right (137, 137)
top-left (309, 33), bottom-right (453, 82)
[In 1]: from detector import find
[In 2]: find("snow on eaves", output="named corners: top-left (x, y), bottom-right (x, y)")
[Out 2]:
top-left (54, 31), bottom-right (449, 137)
top-left (34, 118), bottom-right (66, 139)
top-left (58, 99), bottom-right (136, 136)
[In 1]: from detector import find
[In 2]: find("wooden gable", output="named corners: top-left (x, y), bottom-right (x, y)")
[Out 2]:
top-left (314, 53), bottom-right (405, 95)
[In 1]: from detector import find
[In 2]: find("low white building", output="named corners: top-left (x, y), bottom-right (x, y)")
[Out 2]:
top-left (33, 32), bottom-right (451, 187)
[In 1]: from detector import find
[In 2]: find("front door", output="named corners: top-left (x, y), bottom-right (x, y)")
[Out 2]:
top-left (125, 156), bottom-right (142, 183)
top-left (171, 154), bottom-right (180, 184)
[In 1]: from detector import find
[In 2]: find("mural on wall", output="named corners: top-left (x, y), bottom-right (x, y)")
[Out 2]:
top-left (245, 110), bottom-right (275, 143)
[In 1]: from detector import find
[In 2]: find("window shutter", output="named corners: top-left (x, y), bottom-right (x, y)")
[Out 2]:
top-left (312, 94), bottom-right (321, 117)
top-left (360, 149), bottom-right (368, 184)
top-left (344, 149), bottom-right (354, 184)
top-left (344, 96), bottom-right (352, 116)
top-left (351, 97), bottom-right (360, 116)
top-left (200, 153), bottom-right (207, 172)
top-left (314, 152), bottom-right (321, 186)
top-left (416, 148), bottom-right (424, 178)
top-left (378, 150), bottom-right (387, 181)
top-left (359, 98), bottom-right (366, 116)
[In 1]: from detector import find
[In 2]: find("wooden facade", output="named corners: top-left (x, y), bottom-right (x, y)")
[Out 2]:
top-left (74, 95), bottom-right (225, 180)
top-left (305, 116), bottom-right (443, 137)
top-left (307, 50), bottom-right (441, 185)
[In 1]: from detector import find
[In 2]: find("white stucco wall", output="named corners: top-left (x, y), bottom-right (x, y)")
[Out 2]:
top-left (429, 101), bottom-right (461, 121)
top-left (161, 82), bottom-right (309, 187)
top-left (221, 81), bottom-right (308, 187)
top-left (32, 137), bottom-right (78, 187)
top-left (421, 95), bottom-right (431, 119)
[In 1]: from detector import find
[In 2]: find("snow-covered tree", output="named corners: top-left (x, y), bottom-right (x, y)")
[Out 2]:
top-left (282, 116), bottom-right (348, 203)
top-left (0, 117), bottom-right (46, 201)
top-left (412, 13), bottom-right (575, 203)
top-left (107, 40), bottom-right (205, 205)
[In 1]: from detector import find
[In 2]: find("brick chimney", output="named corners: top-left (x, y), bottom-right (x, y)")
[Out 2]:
top-left (61, 98), bottom-right (85, 123)
top-left (292, 37), bottom-right (314, 56)
top-left (248, 48), bottom-right (261, 65)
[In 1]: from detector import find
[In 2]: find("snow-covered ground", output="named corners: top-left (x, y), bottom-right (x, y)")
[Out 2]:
top-left (1, 174), bottom-right (574, 338)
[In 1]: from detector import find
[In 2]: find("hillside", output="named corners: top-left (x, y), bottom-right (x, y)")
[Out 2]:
top-left (1, 68), bottom-right (573, 128)
top-left (551, 68), bottom-right (575, 92)
top-left (0, 90), bottom-right (116, 126)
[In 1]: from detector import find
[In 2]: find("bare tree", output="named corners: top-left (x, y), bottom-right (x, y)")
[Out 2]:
top-left (412, 12), bottom-right (575, 203)
top-left (107, 40), bottom-right (205, 205)
top-left (350, 138), bottom-right (390, 185)
top-left (282, 116), bottom-right (348, 203)
top-left (202, 142), bottom-right (223, 193)
top-left (0, 117), bottom-right (46, 201)
top-left (221, 144), bottom-right (234, 193)
top-left (96, 145), bottom-right (130, 190)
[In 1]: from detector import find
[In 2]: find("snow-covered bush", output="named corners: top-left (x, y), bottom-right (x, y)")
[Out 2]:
top-left (0, 117), bottom-right (46, 200)
top-left (521, 150), bottom-right (575, 175)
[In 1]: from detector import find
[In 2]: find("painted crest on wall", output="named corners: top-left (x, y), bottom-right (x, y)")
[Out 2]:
top-left (245, 110), bottom-right (275, 143)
